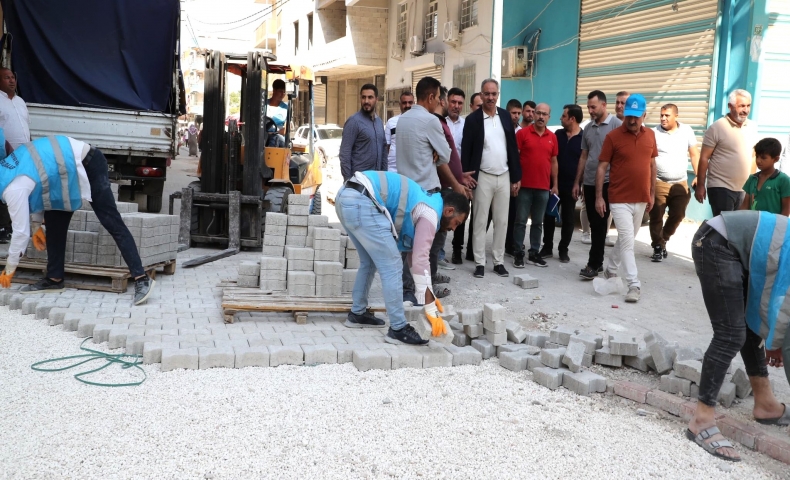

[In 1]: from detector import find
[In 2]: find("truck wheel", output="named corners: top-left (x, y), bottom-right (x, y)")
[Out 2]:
top-left (147, 194), bottom-right (163, 213)
top-left (263, 186), bottom-right (291, 234)
top-left (189, 181), bottom-right (201, 235)
top-left (310, 186), bottom-right (322, 215)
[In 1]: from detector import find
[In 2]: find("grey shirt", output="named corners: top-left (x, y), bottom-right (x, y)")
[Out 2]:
top-left (339, 110), bottom-right (387, 181)
top-left (395, 104), bottom-right (450, 191)
top-left (581, 113), bottom-right (622, 185)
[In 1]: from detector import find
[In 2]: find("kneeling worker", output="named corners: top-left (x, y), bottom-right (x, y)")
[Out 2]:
top-left (0, 136), bottom-right (155, 305)
top-left (336, 171), bottom-right (469, 345)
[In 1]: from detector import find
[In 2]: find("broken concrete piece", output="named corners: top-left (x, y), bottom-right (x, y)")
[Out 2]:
top-left (674, 359), bottom-right (703, 384)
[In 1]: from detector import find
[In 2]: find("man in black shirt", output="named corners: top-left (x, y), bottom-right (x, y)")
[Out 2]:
top-left (541, 104), bottom-right (584, 263)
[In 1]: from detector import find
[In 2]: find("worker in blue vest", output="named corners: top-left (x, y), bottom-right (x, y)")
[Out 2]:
top-left (337, 171), bottom-right (469, 345)
top-left (0, 136), bottom-right (155, 305)
top-left (687, 210), bottom-right (790, 462)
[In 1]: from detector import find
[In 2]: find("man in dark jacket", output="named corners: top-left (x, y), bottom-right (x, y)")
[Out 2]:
top-left (460, 79), bottom-right (522, 278)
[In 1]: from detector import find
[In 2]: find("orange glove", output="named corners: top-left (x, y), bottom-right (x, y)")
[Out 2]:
top-left (32, 226), bottom-right (47, 251)
top-left (0, 269), bottom-right (14, 288)
top-left (424, 301), bottom-right (447, 337)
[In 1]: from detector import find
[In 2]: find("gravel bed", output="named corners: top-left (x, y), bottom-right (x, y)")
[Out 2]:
top-left (0, 306), bottom-right (782, 479)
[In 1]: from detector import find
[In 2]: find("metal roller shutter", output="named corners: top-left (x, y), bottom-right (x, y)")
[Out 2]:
top-left (314, 84), bottom-right (327, 125)
top-left (576, 0), bottom-right (719, 141)
top-left (412, 65), bottom-right (443, 94)
top-left (756, 0), bottom-right (790, 154)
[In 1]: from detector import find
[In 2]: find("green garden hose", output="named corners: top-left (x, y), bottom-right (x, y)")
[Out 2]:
top-left (31, 337), bottom-right (147, 387)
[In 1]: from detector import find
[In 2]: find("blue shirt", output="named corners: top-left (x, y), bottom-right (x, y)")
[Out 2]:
top-left (267, 101), bottom-right (288, 130)
top-left (339, 111), bottom-right (386, 181)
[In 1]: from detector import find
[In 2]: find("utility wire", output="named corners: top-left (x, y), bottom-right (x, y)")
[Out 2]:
top-left (502, 0), bottom-right (554, 47)
top-left (192, 0), bottom-right (294, 34)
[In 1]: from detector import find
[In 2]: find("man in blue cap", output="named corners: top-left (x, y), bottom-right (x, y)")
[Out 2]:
top-left (594, 93), bottom-right (658, 303)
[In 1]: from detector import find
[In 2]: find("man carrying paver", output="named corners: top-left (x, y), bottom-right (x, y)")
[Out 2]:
top-left (687, 210), bottom-right (790, 462)
top-left (335, 171), bottom-right (469, 345)
top-left (384, 91), bottom-right (414, 172)
top-left (572, 90), bottom-right (622, 280)
top-left (650, 103), bottom-right (700, 262)
top-left (339, 84), bottom-right (387, 181)
top-left (0, 135), bottom-right (155, 305)
top-left (694, 89), bottom-right (758, 215)
top-left (595, 94), bottom-right (657, 303)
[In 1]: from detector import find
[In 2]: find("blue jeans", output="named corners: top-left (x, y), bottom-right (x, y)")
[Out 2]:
top-left (335, 186), bottom-right (407, 330)
top-left (513, 188), bottom-right (550, 255)
top-left (692, 222), bottom-right (767, 406)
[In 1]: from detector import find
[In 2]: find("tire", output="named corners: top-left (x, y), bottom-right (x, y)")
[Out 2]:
top-left (189, 180), bottom-right (201, 235)
top-left (310, 186), bottom-right (322, 215)
top-left (146, 194), bottom-right (163, 213)
top-left (263, 185), bottom-right (291, 234)
top-left (318, 149), bottom-right (327, 167)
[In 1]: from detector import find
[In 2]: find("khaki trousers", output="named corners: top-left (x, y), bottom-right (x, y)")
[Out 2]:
top-left (473, 170), bottom-right (511, 266)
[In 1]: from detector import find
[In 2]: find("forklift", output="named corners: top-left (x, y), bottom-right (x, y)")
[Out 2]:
top-left (175, 50), bottom-right (322, 265)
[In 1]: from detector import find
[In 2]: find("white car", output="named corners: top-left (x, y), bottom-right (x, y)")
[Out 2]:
top-left (293, 124), bottom-right (343, 167)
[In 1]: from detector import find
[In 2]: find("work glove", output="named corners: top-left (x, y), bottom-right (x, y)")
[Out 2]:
top-left (0, 268), bottom-right (15, 288)
top-left (32, 225), bottom-right (46, 251)
top-left (424, 300), bottom-right (447, 337)
top-left (413, 269), bottom-right (435, 306)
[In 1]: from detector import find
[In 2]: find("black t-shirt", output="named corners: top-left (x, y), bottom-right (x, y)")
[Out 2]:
top-left (555, 128), bottom-right (583, 192)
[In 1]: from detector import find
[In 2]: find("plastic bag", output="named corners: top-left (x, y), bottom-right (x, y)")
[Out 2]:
top-left (592, 276), bottom-right (626, 296)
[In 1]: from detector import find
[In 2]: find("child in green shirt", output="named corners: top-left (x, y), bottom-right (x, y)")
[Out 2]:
top-left (740, 137), bottom-right (790, 216)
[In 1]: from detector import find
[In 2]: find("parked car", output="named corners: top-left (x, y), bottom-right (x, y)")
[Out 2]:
top-left (292, 124), bottom-right (343, 167)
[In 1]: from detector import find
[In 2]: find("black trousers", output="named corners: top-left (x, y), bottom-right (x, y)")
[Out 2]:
top-left (543, 191), bottom-right (576, 253)
top-left (45, 148), bottom-right (145, 279)
top-left (583, 183), bottom-right (610, 270)
top-left (0, 203), bottom-right (11, 228)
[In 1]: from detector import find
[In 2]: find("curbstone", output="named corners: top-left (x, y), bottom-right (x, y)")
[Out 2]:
top-left (718, 416), bottom-right (763, 450)
top-left (613, 381), bottom-right (650, 403)
top-left (646, 390), bottom-right (686, 417)
top-left (756, 433), bottom-right (790, 464)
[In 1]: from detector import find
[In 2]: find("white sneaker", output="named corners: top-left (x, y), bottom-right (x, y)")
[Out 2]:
top-left (603, 269), bottom-right (617, 279)
top-left (438, 258), bottom-right (456, 270)
top-left (605, 235), bottom-right (616, 247)
top-left (625, 287), bottom-right (641, 303)
top-left (581, 232), bottom-right (591, 244)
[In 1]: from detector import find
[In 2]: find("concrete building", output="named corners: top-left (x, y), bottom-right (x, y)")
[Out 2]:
top-left (182, 47), bottom-right (205, 123)
top-left (261, 0), bottom-right (389, 127)
top-left (385, 0), bottom-right (493, 118)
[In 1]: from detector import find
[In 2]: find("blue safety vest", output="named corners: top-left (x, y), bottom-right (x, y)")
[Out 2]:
top-left (746, 211), bottom-right (790, 350)
top-left (0, 135), bottom-right (84, 213)
top-left (361, 171), bottom-right (444, 252)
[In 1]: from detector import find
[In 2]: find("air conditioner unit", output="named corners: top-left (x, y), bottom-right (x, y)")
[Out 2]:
top-left (409, 35), bottom-right (425, 55)
top-left (391, 42), bottom-right (404, 60)
top-left (442, 21), bottom-right (460, 46)
top-left (501, 46), bottom-right (528, 78)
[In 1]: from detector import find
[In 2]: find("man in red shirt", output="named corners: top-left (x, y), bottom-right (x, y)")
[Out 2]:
top-left (513, 103), bottom-right (558, 268)
top-left (595, 94), bottom-right (657, 303)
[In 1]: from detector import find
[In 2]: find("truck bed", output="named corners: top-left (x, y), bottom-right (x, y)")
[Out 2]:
top-left (27, 103), bottom-right (176, 157)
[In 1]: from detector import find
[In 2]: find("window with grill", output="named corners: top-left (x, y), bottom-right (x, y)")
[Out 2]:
top-left (397, 2), bottom-right (408, 44)
top-left (452, 64), bottom-right (476, 116)
top-left (460, 0), bottom-right (478, 30)
top-left (425, 0), bottom-right (439, 40)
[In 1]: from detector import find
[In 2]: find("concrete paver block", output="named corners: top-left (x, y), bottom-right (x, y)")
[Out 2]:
top-left (483, 316), bottom-right (505, 334)
top-left (674, 359), bottom-right (703, 384)
top-left (483, 303), bottom-right (505, 322)
top-left (512, 273), bottom-right (538, 289)
top-left (161, 347), bottom-right (199, 371)
top-left (353, 349), bottom-right (391, 371)
top-left (505, 321), bottom-right (528, 343)
top-left (268, 345), bottom-right (305, 367)
top-left (526, 354), bottom-right (543, 372)
top-left (389, 347), bottom-right (424, 369)
top-left (471, 338), bottom-right (496, 359)
top-left (498, 344), bottom-right (540, 356)
top-left (540, 347), bottom-right (567, 369)
top-left (718, 382), bottom-right (737, 407)
top-left (198, 347), bottom-right (236, 369)
top-left (525, 332), bottom-right (549, 348)
top-left (451, 331), bottom-right (469, 347)
top-left (533, 366), bottom-right (567, 390)
top-left (624, 348), bottom-right (654, 372)
top-left (234, 346), bottom-right (270, 368)
top-left (673, 346), bottom-right (704, 368)
top-left (238, 261), bottom-right (261, 276)
top-left (563, 371), bottom-right (607, 396)
top-left (485, 330), bottom-right (507, 346)
top-left (302, 344), bottom-right (338, 364)
top-left (549, 325), bottom-right (578, 346)
top-left (423, 346), bottom-right (452, 368)
top-left (648, 341), bottom-right (677, 374)
top-left (660, 372), bottom-right (692, 396)
top-left (444, 345), bottom-right (482, 366)
top-left (459, 309), bottom-right (483, 325)
top-left (335, 343), bottom-right (365, 364)
top-left (608, 334), bottom-right (638, 356)
top-left (731, 367), bottom-right (752, 398)
top-left (569, 333), bottom-right (603, 354)
top-left (142, 341), bottom-right (179, 364)
top-left (499, 351), bottom-right (529, 371)
top-left (562, 340), bottom-right (587, 373)
top-left (594, 346), bottom-right (623, 367)
top-left (463, 323), bottom-right (484, 338)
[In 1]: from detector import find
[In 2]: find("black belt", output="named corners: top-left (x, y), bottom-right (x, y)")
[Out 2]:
top-left (82, 147), bottom-right (97, 167)
top-left (427, 187), bottom-right (441, 194)
top-left (345, 180), bottom-right (367, 195)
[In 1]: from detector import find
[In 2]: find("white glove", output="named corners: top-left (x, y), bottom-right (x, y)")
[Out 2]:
top-left (413, 269), bottom-right (434, 306)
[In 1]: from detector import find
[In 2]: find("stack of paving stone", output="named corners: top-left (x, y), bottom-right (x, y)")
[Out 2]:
top-left (24, 186), bottom-right (179, 269)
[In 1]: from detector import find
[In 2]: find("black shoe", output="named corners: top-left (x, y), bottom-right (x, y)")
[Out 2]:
top-left (493, 264), bottom-right (509, 277)
top-left (473, 266), bottom-right (485, 278)
top-left (597, 265), bottom-right (604, 273)
top-left (451, 250), bottom-right (463, 265)
top-left (385, 324), bottom-right (429, 346)
top-left (19, 277), bottom-right (65, 294)
top-left (579, 265), bottom-right (599, 280)
top-left (504, 248), bottom-right (515, 258)
top-left (559, 252), bottom-right (570, 263)
top-left (651, 246), bottom-right (663, 263)
top-left (662, 247), bottom-right (668, 259)
top-left (0, 226), bottom-right (10, 244)
top-left (513, 253), bottom-right (525, 269)
top-left (528, 251), bottom-right (548, 267)
top-left (133, 276), bottom-right (156, 305)
top-left (345, 310), bottom-right (386, 328)
top-left (538, 247), bottom-right (553, 258)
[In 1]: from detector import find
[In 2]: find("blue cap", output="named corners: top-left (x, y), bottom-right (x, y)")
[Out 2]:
top-left (623, 93), bottom-right (646, 117)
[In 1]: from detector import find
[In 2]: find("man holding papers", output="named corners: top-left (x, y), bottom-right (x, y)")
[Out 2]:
top-left (512, 103), bottom-right (558, 268)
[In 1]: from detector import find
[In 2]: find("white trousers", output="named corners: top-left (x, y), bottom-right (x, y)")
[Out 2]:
top-left (472, 170), bottom-right (511, 266)
top-left (607, 202), bottom-right (647, 288)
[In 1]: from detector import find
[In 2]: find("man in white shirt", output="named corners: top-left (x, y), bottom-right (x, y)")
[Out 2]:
top-left (0, 68), bottom-right (30, 244)
top-left (384, 91), bottom-right (414, 172)
top-left (0, 136), bottom-right (155, 305)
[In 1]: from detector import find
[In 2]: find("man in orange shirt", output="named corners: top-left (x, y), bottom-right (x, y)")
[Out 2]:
top-left (595, 94), bottom-right (657, 303)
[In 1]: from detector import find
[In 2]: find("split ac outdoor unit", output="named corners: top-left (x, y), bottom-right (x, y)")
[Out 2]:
top-left (391, 42), bottom-right (404, 60)
top-left (501, 46), bottom-right (528, 78)
top-left (443, 21), bottom-right (460, 46)
top-left (409, 35), bottom-right (425, 55)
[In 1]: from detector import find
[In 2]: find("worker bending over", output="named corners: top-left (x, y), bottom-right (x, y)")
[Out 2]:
top-left (0, 135), bottom-right (155, 305)
top-left (336, 171), bottom-right (469, 345)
